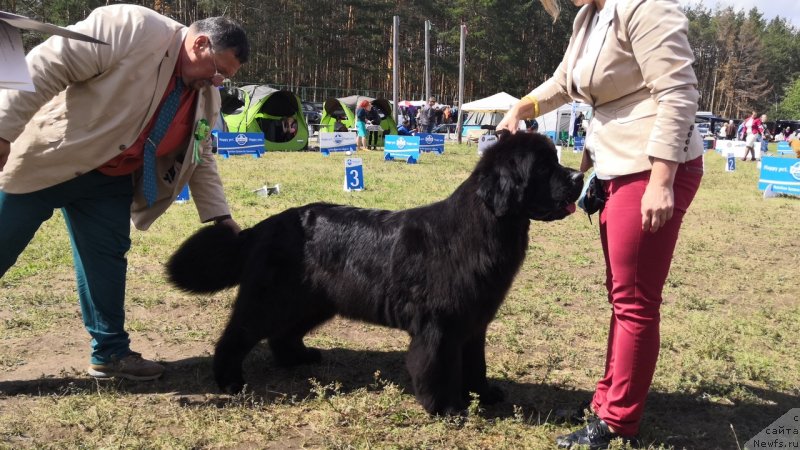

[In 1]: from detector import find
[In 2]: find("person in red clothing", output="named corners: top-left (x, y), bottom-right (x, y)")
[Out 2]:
top-left (742, 112), bottom-right (765, 161)
top-left (499, 0), bottom-right (703, 447)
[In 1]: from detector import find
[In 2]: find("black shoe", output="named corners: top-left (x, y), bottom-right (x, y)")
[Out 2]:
top-left (556, 418), bottom-right (639, 449)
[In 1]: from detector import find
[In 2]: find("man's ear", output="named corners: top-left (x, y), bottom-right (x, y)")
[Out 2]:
top-left (191, 34), bottom-right (211, 53)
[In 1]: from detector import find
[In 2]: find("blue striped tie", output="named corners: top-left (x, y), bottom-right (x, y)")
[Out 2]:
top-left (143, 78), bottom-right (184, 207)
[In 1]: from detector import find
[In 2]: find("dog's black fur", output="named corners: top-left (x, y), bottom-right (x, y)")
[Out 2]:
top-left (167, 131), bottom-right (583, 415)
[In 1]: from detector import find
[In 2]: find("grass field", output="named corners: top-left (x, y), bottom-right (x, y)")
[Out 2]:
top-left (0, 141), bottom-right (798, 449)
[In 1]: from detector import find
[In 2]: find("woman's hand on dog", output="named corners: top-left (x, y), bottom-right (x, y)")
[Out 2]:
top-left (496, 111), bottom-right (521, 133)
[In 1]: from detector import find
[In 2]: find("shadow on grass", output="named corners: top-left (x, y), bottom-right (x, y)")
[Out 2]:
top-left (0, 345), bottom-right (795, 449)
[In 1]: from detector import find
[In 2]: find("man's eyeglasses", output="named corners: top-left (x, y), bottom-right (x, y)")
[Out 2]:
top-left (208, 43), bottom-right (226, 86)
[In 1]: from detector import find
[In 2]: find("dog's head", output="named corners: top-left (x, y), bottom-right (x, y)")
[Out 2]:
top-left (475, 131), bottom-right (584, 221)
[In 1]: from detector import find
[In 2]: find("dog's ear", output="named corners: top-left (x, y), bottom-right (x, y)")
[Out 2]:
top-left (476, 151), bottom-right (532, 217)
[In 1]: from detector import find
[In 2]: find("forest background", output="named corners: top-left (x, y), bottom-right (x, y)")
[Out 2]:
top-left (3, 0), bottom-right (800, 122)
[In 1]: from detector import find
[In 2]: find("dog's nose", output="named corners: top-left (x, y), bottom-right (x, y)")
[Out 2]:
top-left (570, 171), bottom-right (583, 183)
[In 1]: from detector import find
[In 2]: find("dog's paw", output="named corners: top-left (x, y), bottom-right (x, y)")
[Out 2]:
top-left (478, 385), bottom-right (505, 405)
top-left (216, 377), bottom-right (246, 394)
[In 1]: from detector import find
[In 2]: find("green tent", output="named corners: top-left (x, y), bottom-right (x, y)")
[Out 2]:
top-left (319, 96), bottom-right (398, 146)
top-left (223, 85), bottom-right (308, 151)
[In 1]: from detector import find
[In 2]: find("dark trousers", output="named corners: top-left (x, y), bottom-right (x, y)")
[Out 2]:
top-left (368, 130), bottom-right (381, 149)
top-left (0, 171), bottom-right (134, 364)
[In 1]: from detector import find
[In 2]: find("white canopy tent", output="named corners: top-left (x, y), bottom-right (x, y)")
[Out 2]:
top-left (535, 102), bottom-right (593, 136)
top-left (461, 92), bottom-right (523, 129)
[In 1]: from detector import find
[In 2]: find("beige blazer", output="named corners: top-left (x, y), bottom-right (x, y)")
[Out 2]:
top-left (528, 0), bottom-right (704, 178)
top-left (0, 5), bottom-right (230, 230)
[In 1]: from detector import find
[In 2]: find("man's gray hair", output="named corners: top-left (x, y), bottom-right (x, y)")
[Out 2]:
top-left (190, 17), bottom-right (250, 63)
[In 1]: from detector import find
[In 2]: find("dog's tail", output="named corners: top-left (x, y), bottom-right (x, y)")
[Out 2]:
top-left (166, 225), bottom-right (248, 294)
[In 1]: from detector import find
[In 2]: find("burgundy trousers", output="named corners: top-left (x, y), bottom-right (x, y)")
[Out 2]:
top-left (591, 156), bottom-right (703, 436)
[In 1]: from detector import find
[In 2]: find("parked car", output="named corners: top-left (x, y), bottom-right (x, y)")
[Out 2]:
top-left (302, 102), bottom-right (322, 125)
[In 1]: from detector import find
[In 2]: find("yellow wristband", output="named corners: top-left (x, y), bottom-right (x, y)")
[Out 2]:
top-left (522, 95), bottom-right (540, 119)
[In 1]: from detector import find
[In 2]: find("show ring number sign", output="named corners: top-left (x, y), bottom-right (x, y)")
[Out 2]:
top-left (344, 157), bottom-right (365, 191)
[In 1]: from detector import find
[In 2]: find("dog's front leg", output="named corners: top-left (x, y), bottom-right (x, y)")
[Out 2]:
top-left (406, 327), bottom-right (465, 415)
top-left (461, 327), bottom-right (504, 405)
top-left (213, 296), bottom-right (267, 393)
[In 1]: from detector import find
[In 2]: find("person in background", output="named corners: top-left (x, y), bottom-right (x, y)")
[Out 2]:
top-left (281, 116), bottom-right (298, 141)
top-left (742, 112), bottom-right (764, 161)
top-left (418, 97), bottom-right (437, 133)
top-left (725, 120), bottom-right (737, 140)
top-left (333, 115), bottom-right (348, 133)
top-left (0, 5), bottom-right (249, 381)
top-left (498, 0), bottom-right (703, 447)
top-left (407, 103), bottom-right (418, 130)
top-left (366, 105), bottom-right (382, 149)
top-left (573, 111), bottom-right (585, 138)
top-left (397, 120), bottom-right (414, 136)
top-left (355, 100), bottom-right (371, 151)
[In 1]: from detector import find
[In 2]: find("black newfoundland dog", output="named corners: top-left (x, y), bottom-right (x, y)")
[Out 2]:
top-left (167, 131), bottom-right (583, 415)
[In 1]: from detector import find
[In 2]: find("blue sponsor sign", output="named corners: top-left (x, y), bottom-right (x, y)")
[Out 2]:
top-left (417, 133), bottom-right (445, 154)
top-left (217, 132), bottom-right (265, 158)
top-left (758, 156), bottom-right (800, 195)
top-left (384, 135), bottom-right (420, 164)
top-left (320, 132), bottom-right (357, 155)
top-left (777, 141), bottom-right (793, 155)
top-left (344, 158), bottom-right (365, 191)
top-left (175, 184), bottom-right (190, 203)
top-left (573, 136), bottom-right (585, 152)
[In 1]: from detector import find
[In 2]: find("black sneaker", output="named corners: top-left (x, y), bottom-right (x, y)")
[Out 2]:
top-left (556, 418), bottom-right (639, 449)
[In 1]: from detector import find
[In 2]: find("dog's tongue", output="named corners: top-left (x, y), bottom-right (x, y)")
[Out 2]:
top-left (566, 203), bottom-right (576, 214)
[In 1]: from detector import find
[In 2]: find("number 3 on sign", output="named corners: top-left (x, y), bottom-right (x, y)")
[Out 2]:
top-left (344, 158), bottom-right (365, 191)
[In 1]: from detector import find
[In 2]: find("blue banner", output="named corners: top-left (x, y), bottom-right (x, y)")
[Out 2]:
top-left (384, 135), bottom-right (420, 164)
top-left (758, 156), bottom-right (800, 195)
top-left (777, 141), bottom-right (793, 155)
top-left (573, 136), bottom-right (585, 152)
top-left (320, 132), bottom-right (357, 155)
top-left (216, 132), bottom-right (265, 158)
top-left (417, 133), bottom-right (445, 154)
top-left (175, 185), bottom-right (190, 203)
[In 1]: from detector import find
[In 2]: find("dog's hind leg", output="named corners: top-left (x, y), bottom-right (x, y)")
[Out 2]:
top-left (406, 327), bottom-right (465, 415)
top-left (461, 327), bottom-right (504, 405)
top-left (269, 300), bottom-right (336, 367)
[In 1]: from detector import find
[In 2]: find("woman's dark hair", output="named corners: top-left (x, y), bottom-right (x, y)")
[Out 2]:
top-left (191, 17), bottom-right (250, 63)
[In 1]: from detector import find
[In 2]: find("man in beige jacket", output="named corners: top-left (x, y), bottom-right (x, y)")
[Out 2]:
top-left (0, 5), bottom-right (249, 380)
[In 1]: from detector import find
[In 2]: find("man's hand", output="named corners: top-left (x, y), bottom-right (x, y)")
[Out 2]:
top-left (217, 217), bottom-right (242, 234)
top-left (0, 138), bottom-right (10, 172)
